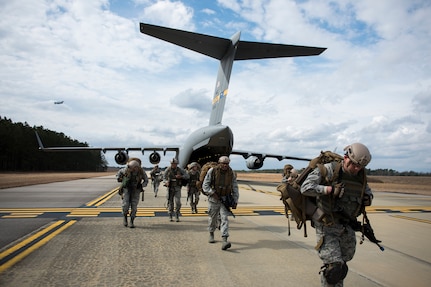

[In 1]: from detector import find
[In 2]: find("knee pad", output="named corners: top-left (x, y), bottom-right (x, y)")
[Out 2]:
top-left (321, 262), bottom-right (348, 285)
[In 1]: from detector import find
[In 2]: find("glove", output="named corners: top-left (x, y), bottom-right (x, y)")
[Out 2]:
top-left (363, 194), bottom-right (372, 206)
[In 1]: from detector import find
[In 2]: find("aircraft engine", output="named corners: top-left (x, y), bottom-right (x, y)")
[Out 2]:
top-left (115, 151), bottom-right (129, 165)
top-left (246, 156), bottom-right (264, 169)
top-left (149, 152), bottom-right (161, 164)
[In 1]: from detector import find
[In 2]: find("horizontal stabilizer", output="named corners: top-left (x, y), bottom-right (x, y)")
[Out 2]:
top-left (236, 41), bottom-right (326, 60)
top-left (140, 23), bottom-right (326, 61)
top-left (140, 23), bottom-right (230, 60)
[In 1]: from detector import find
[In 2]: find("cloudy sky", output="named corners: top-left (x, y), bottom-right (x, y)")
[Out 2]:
top-left (1, 0), bottom-right (430, 172)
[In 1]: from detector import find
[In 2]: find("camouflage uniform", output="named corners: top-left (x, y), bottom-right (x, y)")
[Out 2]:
top-left (301, 161), bottom-right (373, 287)
top-left (203, 165), bottom-right (239, 246)
top-left (150, 165), bottom-right (163, 197)
top-left (187, 165), bottom-right (200, 214)
top-left (163, 165), bottom-right (189, 221)
top-left (121, 165), bottom-right (148, 227)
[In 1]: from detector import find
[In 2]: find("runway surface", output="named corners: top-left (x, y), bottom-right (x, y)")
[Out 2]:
top-left (0, 175), bottom-right (430, 286)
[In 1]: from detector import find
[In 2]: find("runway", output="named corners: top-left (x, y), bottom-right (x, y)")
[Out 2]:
top-left (0, 175), bottom-right (430, 286)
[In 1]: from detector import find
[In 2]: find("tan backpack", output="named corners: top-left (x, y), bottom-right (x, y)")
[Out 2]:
top-left (196, 161), bottom-right (218, 195)
top-left (277, 151), bottom-right (343, 237)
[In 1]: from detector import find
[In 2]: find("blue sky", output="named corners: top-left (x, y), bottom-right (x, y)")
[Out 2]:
top-left (1, 0), bottom-right (430, 172)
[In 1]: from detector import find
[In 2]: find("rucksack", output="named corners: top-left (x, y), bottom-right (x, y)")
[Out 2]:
top-left (276, 151), bottom-right (343, 237)
top-left (196, 161), bottom-right (218, 195)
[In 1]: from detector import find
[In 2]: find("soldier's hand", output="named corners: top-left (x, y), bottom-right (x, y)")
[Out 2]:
top-left (333, 183), bottom-right (345, 198)
top-left (363, 194), bottom-right (372, 206)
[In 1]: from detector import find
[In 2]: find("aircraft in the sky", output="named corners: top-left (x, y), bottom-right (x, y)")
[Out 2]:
top-left (54, 101), bottom-right (64, 104)
top-left (35, 23), bottom-right (326, 169)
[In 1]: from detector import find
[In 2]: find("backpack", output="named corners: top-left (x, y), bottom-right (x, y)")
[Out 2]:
top-left (276, 151), bottom-right (343, 237)
top-left (196, 161), bottom-right (218, 195)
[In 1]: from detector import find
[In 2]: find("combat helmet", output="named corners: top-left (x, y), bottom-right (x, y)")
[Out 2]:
top-left (344, 143), bottom-right (372, 167)
top-left (218, 156), bottom-right (230, 164)
top-left (127, 160), bottom-right (140, 168)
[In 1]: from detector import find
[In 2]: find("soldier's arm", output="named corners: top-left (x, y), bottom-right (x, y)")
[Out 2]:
top-left (142, 171), bottom-right (149, 187)
top-left (182, 168), bottom-right (190, 180)
top-left (202, 168), bottom-right (215, 196)
top-left (300, 167), bottom-right (330, 196)
top-left (232, 172), bottom-right (239, 203)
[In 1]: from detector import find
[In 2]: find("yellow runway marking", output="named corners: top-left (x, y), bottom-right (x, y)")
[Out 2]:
top-left (86, 187), bottom-right (119, 207)
top-left (1, 206), bottom-right (430, 218)
top-left (0, 220), bottom-right (76, 273)
top-left (391, 214), bottom-right (431, 224)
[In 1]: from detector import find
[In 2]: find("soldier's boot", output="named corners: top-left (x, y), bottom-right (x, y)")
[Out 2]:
top-left (130, 216), bottom-right (135, 228)
top-left (208, 232), bottom-right (215, 243)
top-left (221, 236), bottom-right (231, 250)
top-left (175, 212), bottom-right (180, 222)
top-left (123, 215), bottom-right (128, 227)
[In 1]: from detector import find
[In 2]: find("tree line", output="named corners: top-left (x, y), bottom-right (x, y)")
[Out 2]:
top-left (0, 117), bottom-right (108, 171)
top-left (241, 167), bottom-right (430, 177)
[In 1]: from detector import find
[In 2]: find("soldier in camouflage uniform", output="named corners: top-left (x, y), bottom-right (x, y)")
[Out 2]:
top-left (187, 162), bottom-right (200, 214)
top-left (150, 164), bottom-right (163, 197)
top-left (163, 158), bottom-right (189, 222)
top-left (120, 159), bottom-right (148, 228)
top-left (301, 143), bottom-right (373, 286)
top-left (203, 156), bottom-right (239, 251)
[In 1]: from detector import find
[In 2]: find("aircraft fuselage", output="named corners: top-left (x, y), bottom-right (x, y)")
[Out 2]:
top-left (178, 125), bottom-right (233, 167)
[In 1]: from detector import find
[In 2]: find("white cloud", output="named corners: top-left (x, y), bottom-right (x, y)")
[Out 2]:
top-left (0, 0), bottom-right (430, 172)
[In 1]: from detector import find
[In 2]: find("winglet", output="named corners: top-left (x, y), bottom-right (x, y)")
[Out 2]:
top-left (34, 131), bottom-right (45, 150)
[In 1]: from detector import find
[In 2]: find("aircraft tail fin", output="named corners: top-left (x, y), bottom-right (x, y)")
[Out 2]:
top-left (139, 23), bottom-right (326, 126)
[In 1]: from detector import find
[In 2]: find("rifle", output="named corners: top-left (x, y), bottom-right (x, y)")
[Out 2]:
top-left (220, 194), bottom-right (236, 218)
top-left (360, 211), bottom-right (384, 251)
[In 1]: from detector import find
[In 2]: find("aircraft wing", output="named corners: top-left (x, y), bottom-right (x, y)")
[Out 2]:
top-left (35, 131), bottom-right (179, 165)
top-left (231, 149), bottom-right (311, 162)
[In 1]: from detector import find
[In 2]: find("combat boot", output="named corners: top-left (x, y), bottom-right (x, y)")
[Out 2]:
top-left (130, 216), bottom-right (135, 228)
top-left (221, 236), bottom-right (231, 250)
top-left (123, 215), bottom-right (128, 227)
top-left (208, 232), bottom-right (215, 243)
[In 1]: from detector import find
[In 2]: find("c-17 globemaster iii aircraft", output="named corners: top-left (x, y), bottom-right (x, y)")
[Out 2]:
top-left (36, 23), bottom-right (326, 169)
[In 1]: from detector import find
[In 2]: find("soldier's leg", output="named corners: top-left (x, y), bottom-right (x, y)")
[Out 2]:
top-left (121, 188), bottom-right (130, 227)
top-left (208, 201), bottom-right (221, 243)
top-left (340, 225), bottom-right (356, 262)
top-left (129, 190), bottom-right (140, 228)
top-left (220, 205), bottom-right (231, 250)
top-left (174, 188), bottom-right (182, 222)
top-left (219, 204), bottom-right (230, 238)
top-left (154, 181), bottom-right (159, 196)
top-left (167, 187), bottom-right (174, 221)
top-left (315, 223), bottom-right (347, 287)
top-left (194, 191), bottom-right (200, 213)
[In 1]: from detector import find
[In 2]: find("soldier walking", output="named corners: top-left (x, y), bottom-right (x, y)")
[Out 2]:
top-left (119, 158), bottom-right (148, 228)
top-left (163, 158), bottom-right (189, 222)
top-left (202, 156), bottom-right (239, 250)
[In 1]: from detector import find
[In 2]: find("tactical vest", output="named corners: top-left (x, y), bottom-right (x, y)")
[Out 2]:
top-left (188, 171), bottom-right (199, 187)
top-left (123, 168), bottom-right (144, 190)
top-left (211, 166), bottom-right (234, 196)
top-left (166, 167), bottom-right (182, 186)
top-left (317, 162), bottom-right (366, 223)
